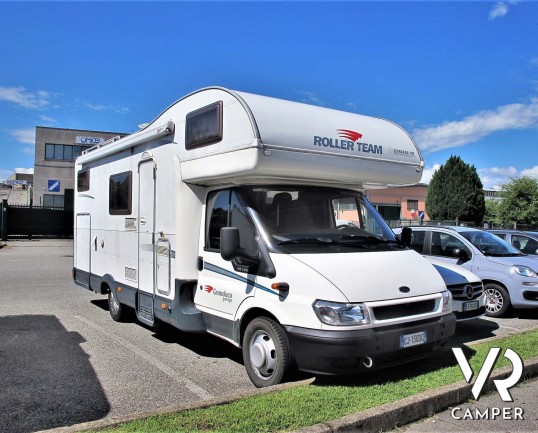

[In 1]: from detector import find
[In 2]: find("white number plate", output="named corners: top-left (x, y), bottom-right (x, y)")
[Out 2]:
top-left (464, 301), bottom-right (479, 311)
top-left (400, 331), bottom-right (427, 348)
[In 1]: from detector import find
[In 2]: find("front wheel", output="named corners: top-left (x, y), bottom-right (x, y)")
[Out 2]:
top-left (242, 317), bottom-right (293, 388)
top-left (108, 290), bottom-right (125, 322)
top-left (484, 283), bottom-right (510, 317)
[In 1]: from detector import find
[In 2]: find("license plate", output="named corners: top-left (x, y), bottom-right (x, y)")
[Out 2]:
top-left (400, 331), bottom-right (427, 348)
top-left (464, 301), bottom-right (479, 311)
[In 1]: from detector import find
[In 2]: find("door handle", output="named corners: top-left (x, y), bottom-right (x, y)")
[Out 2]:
top-left (139, 216), bottom-right (147, 225)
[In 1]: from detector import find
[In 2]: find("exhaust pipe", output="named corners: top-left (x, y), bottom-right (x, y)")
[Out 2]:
top-left (362, 356), bottom-right (374, 369)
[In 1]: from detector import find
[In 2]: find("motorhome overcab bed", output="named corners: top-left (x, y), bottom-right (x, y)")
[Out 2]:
top-left (73, 87), bottom-right (456, 387)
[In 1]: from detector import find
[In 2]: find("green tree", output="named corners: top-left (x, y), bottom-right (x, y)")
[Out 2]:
top-left (483, 199), bottom-right (501, 226)
top-left (426, 155), bottom-right (485, 224)
top-left (498, 176), bottom-right (538, 227)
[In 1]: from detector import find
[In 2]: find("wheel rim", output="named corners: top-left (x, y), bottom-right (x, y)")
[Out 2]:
top-left (109, 292), bottom-right (120, 315)
top-left (249, 330), bottom-right (277, 380)
top-left (485, 288), bottom-right (503, 313)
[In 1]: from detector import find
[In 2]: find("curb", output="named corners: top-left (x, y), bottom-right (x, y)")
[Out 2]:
top-left (40, 355), bottom-right (538, 433)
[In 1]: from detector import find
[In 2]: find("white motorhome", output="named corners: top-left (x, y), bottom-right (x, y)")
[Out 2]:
top-left (73, 87), bottom-right (456, 387)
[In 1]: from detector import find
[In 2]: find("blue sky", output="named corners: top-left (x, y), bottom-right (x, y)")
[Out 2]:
top-left (1, 1), bottom-right (537, 189)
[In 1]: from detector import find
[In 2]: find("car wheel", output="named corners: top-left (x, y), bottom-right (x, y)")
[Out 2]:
top-left (484, 283), bottom-right (510, 317)
top-left (242, 317), bottom-right (293, 388)
top-left (108, 289), bottom-right (125, 322)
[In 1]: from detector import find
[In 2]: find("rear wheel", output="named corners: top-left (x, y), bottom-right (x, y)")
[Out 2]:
top-left (242, 317), bottom-right (293, 388)
top-left (484, 283), bottom-right (510, 317)
top-left (108, 290), bottom-right (125, 322)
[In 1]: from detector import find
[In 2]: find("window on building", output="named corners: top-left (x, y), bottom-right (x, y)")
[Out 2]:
top-left (43, 194), bottom-right (64, 208)
top-left (185, 101), bottom-right (223, 149)
top-left (407, 199), bottom-right (419, 210)
top-left (45, 144), bottom-right (91, 161)
top-left (109, 171), bottom-right (132, 215)
top-left (77, 170), bottom-right (90, 192)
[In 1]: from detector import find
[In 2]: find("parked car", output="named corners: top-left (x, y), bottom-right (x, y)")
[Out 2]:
top-left (427, 257), bottom-right (486, 321)
top-left (393, 226), bottom-right (538, 317)
top-left (488, 229), bottom-right (538, 256)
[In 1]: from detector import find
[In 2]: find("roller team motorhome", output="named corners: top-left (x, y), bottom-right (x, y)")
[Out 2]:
top-left (73, 87), bottom-right (456, 387)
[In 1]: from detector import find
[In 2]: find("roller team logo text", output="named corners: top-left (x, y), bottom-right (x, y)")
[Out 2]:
top-left (313, 129), bottom-right (382, 155)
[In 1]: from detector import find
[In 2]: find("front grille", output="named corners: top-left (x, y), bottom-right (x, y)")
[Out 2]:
top-left (449, 283), bottom-right (483, 300)
top-left (372, 299), bottom-right (436, 321)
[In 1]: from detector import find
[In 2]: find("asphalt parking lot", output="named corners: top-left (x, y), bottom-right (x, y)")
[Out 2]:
top-left (1, 239), bottom-right (537, 433)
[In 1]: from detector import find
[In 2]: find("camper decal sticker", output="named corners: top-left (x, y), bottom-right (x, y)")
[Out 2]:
top-left (203, 285), bottom-right (214, 293)
top-left (313, 130), bottom-right (382, 155)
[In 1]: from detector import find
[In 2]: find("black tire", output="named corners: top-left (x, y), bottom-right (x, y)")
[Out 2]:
top-left (484, 283), bottom-right (510, 317)
top-left (108, 290), bottom-right (125, 322)
top-left (242, 317), bottom-right (293, 388)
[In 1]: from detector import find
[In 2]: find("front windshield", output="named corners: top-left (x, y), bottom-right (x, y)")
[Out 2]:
top-left (459, 230), bottom-right (522, 256)
top-left (236, 185), bottom-right (404, 254)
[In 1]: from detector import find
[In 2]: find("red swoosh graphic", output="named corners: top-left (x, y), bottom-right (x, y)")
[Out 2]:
top-left (337, 129), bottom-right (363, 142)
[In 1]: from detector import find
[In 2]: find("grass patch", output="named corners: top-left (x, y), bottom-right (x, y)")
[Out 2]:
top-left (95, 329), bottom-right (538, 433)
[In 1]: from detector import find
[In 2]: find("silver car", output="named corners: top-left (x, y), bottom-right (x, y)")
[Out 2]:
top-left (488, 229), bottom-right (538, 256)
top-left (393, 226), bottom-right (538, 317)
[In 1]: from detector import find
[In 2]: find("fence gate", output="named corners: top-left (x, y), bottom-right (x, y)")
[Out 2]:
top-left (1, 202), bottom-right (73, 240)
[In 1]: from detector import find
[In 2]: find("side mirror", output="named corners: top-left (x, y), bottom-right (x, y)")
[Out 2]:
top-left (400, 227), bottom-right (412, 247)
top-left (452, 248), bottom-right (469, 260)
top-left (220, 227), bottom-right (240, 261)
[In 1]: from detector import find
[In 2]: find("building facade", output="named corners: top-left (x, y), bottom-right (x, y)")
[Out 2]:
top-left (364, 184), bottom-right (429, 222)
top-left (34, 127), bottom-right (126, 208)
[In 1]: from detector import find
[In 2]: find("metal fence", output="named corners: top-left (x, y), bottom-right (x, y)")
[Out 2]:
top-left (0, 200), bottom-right (73, 240)
top-left (385, 218), bottom-right (537, 231)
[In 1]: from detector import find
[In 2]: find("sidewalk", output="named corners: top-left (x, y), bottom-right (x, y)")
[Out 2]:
top-left (1, 239), bottom-right (73, 248)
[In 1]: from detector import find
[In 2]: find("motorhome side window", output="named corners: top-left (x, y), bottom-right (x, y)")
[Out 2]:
top-left (206, 190), bottom-right (230, 250)
top-left (205, 189), bottom-right (256, 252)
top-left (77, 169), bottom-right (90, 192)
top-left (185, 101), bottom-right (223, 149)
top-left (109, 171), bottom-right (132, 215)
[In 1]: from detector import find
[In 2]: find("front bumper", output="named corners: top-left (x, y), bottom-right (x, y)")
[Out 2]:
top-left (285, 313), bottom-right (456, 375)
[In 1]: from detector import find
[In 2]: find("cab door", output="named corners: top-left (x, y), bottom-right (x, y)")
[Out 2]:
top-left (196, 189), bottom-right (258, 319)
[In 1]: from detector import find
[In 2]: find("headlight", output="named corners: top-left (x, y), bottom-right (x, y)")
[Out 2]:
top-left (512, 265), bottom-right (537, 278)
top-left (313, 300), bottom-right (370, 326)
top-left (441, 290), bottom-right (453, 312)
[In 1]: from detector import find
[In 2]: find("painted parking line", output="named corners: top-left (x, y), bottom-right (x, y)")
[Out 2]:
top-left (75, 315), bottom-right (214, 400)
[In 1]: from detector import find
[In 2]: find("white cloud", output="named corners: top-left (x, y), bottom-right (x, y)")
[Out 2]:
top-left (296, 90), bottom-right (325, 106)
top-left (521, 166), bottom-right (538, 178)
top-left (420, 163), bottom-right (441, 184)
top-left (0, 169), bottom-right (13, 181)
top-left (10, 128), bottom-right (36, 145)
top-left (489, 2), bottom-right (509, 20)
top-left (0, 86), bottom-right (54, 110)
top-left (478, 166), bottom-right (519, 189)
top-left (82, 101), bottom-right (129, 114)
top-left (14, 168), bottom-right (34, 174)
top-left (38, 114), bottom-right (55, 124)
top-left (413, 98), bottom-right (538, 152)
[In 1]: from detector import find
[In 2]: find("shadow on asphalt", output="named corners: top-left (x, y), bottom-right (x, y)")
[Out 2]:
top-left (0, 315), bottom-right (110, 433)
top-left (90, 299), bottom-right (244, 365)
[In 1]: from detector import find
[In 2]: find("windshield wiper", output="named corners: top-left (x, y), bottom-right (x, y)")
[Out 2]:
top-left (277, 237), bottom-right (335, 245)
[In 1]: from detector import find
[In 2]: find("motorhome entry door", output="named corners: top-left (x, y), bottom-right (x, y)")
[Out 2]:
top-left (137, 158), bottom-right (156, 326)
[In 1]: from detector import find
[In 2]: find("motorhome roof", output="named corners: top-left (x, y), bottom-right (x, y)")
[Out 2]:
top-left (77, 87), bottom-right (424, 187)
